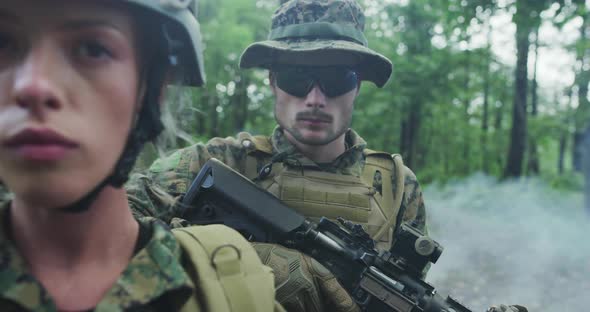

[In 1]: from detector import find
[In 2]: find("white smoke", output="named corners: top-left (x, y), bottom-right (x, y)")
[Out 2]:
top-left (424, 173), bottom-right (590, 312)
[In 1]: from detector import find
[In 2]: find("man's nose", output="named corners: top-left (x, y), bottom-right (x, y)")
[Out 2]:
top-left (304, 83), bottom-right (327, 109)
top-left (13, 45), bottom-right (63, 114)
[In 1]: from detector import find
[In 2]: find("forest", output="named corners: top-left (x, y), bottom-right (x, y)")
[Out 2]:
top-left (140, 0), bottom-right (590, 201)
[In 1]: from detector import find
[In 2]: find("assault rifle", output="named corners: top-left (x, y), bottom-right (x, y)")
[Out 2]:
top-left (179, 158), bottom-right (471, 312)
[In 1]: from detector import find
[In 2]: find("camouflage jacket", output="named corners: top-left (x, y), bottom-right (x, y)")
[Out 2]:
top-left (0, 204), bottom-right (196, 312)
top-left (127, 127), bottom-right (428, 235)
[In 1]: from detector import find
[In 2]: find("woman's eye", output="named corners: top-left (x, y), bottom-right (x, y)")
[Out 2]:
top-left (75, 40), bottom-right (113, 61)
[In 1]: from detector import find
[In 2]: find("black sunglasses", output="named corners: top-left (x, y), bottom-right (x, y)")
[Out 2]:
top-left (272, 66), bottom-right (359, 98)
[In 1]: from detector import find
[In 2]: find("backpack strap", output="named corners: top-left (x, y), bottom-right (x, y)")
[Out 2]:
top-left (361, 149), bottom-right (405, 241)
top-left (173, 225), bottom-right (281, 312)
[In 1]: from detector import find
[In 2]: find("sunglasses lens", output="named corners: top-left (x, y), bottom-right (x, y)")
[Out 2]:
top-left (275, 68), bottom-right (313, 98)
top-left (274, 67), bottom-right (357, 98)
top-left (317, 68), bottom-right (358, 97)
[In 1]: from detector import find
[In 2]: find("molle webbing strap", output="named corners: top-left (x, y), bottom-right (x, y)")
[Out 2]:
top-left (268, 22), bottom-right (368, 46)
top-left (173, 225), bottom-right (277, 312)
top-left (361, 150), bottom-right (405, 241)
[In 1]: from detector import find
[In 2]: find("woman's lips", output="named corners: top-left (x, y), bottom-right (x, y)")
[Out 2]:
top-left (3, 128), bottom-right (78, 162)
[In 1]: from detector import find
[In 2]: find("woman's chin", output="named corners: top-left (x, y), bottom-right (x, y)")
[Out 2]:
top-left (11, 185), bottom-right (89, 209)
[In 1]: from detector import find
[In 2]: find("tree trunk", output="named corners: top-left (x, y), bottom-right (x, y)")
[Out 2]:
top-left (558, 132), bottom-right (567, 175)
top-left (208, 95), bottom-right (219, 138)
top-left (504, 5), bottom-right (530, 178)
top-left (558, 91), bottom-right (572, 175)
top-left (573, 71), bottom-right (590, 171)
top-left (527, 27), bottom-right (540, 175)
top-left (232, 76), bottom-right (249, 133)
top-left (495, 86), bottom-right (508, 171)
top-left (481, 23), bottom-right (492, 174)
top-left (463, 49), bottom-right (471, 174)
top-left (398, 2), bottom-right (429, 170)
top-left (578, 13), bottom-right (590, 215)
top-left (583, 126), bottom-right (590, 214)
top-left (400, 104), bottom-right (421, 169)
top-left (572, 10), bottom-right (589, 172)
top-left (196, 91), bottom-right (208, 135)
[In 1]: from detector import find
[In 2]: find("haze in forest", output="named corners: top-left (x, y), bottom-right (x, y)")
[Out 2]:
top-left (425, 175), bottom-right (589, 312)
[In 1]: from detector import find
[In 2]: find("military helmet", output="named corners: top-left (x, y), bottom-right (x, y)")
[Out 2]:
top-left (124, 0), bottom-right (206, 86)
top-left (240, 0), bottom-right (392, 87)
top-left (102, 0), bottom-right (207, 189)
top-left (56, 0), bottom-right (207, 212)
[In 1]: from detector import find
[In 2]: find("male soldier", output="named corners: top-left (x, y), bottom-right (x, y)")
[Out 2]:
top-left (130, 0), bottom-right (426, 252)
top-left (129, 2), bottom-right (423, 311)
top-left (128, 1), bottom-right (526, 311)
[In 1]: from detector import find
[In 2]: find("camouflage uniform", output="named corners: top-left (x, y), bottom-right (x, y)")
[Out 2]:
top-left (0, 203), bottom-right (198, 311)
top-left (127, 127), bottom-right (428, 237)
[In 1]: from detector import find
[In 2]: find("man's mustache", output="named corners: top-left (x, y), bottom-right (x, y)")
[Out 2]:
top-left (295, 110), bottom-right (333, 122)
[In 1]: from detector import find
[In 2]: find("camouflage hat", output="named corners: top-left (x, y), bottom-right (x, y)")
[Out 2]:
top-left (239, 0), bottom-right (392, 87)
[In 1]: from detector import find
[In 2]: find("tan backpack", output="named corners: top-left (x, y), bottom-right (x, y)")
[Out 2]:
top-left (173, 225), bottom-right (285, 312)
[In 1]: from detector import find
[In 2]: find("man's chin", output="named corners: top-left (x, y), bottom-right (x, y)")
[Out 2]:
top-left (283, 125), bottom-right (341, 146)
top-left (294, 132), bottom-right (336, 146)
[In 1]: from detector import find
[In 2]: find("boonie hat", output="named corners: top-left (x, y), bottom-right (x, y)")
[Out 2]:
top-left (239, 0), bottom-right (393, 87)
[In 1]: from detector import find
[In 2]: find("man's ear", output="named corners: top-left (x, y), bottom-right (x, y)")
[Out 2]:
top-left (355, 72), bottom-right (361, 96)
top-left (269, 71), bottom-right (277, 96)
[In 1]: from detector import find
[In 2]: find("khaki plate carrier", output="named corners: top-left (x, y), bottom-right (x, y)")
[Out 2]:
top-left (243, 136), bottom-right (405, 250)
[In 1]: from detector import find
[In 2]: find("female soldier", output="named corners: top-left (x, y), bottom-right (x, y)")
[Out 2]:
top-left (0, 0), bottom-right (278, 311)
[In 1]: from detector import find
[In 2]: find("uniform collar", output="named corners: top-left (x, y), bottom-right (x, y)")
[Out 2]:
top-left (0, 205), bottom-right (193, 311)
top-left (270, 126), bottom-right (367, 176)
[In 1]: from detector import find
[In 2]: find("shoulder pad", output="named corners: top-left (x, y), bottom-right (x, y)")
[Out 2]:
top-left (149, 148), bottom-right (185, 173)
top-left (237, 133), bottom-right (273, 155)
top-left (363, 148), bottom-right (393, 159)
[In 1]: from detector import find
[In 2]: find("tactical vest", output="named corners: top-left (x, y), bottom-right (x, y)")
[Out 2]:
top-left (173, 225), bottom-right (284, 312)
top-left (241, 136), bottom-right (405, 250)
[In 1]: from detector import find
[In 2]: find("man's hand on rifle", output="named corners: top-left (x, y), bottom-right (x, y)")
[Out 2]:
top-left (252, 243), bottom-right (360, 312)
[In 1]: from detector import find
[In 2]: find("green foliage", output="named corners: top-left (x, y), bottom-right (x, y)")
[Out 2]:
top-left (545, 171), bottom-right (585, 190)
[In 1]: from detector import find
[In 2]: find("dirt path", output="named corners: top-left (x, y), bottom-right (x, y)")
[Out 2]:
top-left (423, 175), bottom-right (589, 311)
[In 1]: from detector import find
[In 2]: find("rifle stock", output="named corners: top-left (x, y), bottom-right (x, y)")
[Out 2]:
top-left (180, 158), bottom-right (472, 312)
